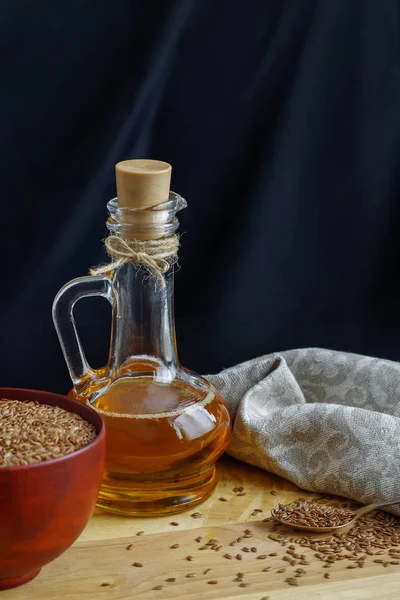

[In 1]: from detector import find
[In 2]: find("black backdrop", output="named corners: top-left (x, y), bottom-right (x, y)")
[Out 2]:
top-left (1, 0), bottom-right (400, 394)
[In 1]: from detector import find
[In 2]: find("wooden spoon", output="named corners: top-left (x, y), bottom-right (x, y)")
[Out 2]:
top-left (271, 502), bottom-right (397, 533)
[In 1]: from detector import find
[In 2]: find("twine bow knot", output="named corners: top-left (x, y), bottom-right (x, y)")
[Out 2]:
top-left (90, 235), bottom-right (179, 288)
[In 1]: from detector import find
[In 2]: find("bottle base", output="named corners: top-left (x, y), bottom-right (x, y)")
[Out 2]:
top-left (95, 465), bottom-right (217, 516)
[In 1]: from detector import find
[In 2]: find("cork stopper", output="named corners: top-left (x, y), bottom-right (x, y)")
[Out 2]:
top-left (116, 159), bottom-right (172, 209)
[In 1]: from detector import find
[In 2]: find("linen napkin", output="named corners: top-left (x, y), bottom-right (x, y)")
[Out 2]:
top-left (208, 348), bottom-right (400, 515)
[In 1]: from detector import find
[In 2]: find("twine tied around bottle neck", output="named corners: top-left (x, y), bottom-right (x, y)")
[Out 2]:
top-left (90, 234), bottom-right (179, 288)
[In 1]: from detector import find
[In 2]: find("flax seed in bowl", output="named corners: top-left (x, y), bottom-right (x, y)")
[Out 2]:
top-left (0, 388), bottom-right (105, 591)
top-left (0, 399), bottom-right (97, 466)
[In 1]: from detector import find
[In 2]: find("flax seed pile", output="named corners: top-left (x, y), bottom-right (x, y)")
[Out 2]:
top-left (273, 499), bottom-right (355, 527)
top-left (115, 491), bottom-right (400, 597)
top-left (0, 399), bottom-right (97, 466)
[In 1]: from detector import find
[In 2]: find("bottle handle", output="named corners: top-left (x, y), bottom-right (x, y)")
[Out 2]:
top-left (52, 275), bottom-right (114, 390)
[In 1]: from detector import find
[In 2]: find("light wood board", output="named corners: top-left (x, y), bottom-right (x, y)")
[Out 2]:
top-left (3, 457), bottom-right (400, 599)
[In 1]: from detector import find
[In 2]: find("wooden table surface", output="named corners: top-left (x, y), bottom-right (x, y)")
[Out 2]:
top-left (3, 456), bottom-right (400, 599)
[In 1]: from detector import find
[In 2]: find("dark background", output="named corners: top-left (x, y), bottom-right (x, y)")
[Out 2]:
top-left (1, 0), bottom-right (400, 394)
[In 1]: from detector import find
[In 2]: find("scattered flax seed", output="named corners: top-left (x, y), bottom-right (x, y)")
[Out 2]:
top-left (136, 531), bottom-right (145, 536)
top-left (269, 552), bottom-right (278, 556)
top-left (224, 553), bottom-right (232, 559)
top-left (165, 578), bottom-right (176, 582)
top-left (186, 556), bottom-right (193, 561)
top-left (204, 568), bottom-right (212, 575)
top-left (219, 497), bottom-right (228, 501)
top-left (260, 504), bottom-right (400, 575)
top-left (237, 572), bottom-right (244, 578)
top-left (286, 578), bottom-right (299, 586)
top-left (133, 562), bottom-right (143, 567)
top-left (270, 490), bottom-right (278, 496)
top-left (234, 577), bottom-right (244, 582)
top-left (233, 487), bottom-right (240, 492)
top-left (277, 568), bottom-right (286, 573)
top-left (170, 544), bottom-right (179, 549)
top-left (257, 554), bottom-right (267, 559)
top-left (237, 492), bottom-right (246, 496)
top-left (261, 597), bottom-right (270, 600)
top-left (236, 554), bottom-right (242, 560)
top-left (186, 573), bottom-right (197, 578)
top-left (152, 585), bottom-right (163, 590)
top-left (390, 561), bottom-right (400, 565)
top-left (191, 512), bottom-right (202, 518)
top-left (251, 547), bottom-right (257, 553)
top-left (239, 582), bottom-right (250, 588)
top-left (263, 567), bottom-right (272, 572)
top-left (126, 544), bottom-right (133, 550)
top-left (100, 583), bottom-right (110, 587)
top-left (195, 536), bottom-right (202, 543)
top-left (324, 573), bottom-right (331, 579)
top-left (170, 521), bottom-right (179, 526)
top-left (229, 541), bottom-right (237, 546)
top-left (207, 580), bottom-right (218, 584)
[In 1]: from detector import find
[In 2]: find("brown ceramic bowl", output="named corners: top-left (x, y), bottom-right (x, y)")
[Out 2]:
top-left (0, 388), bottom-right (105, 590)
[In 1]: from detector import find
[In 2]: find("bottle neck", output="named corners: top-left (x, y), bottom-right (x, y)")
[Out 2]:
top-left (105, 192), bottom-right (186, 383)
top-left (108, 262), bottom-right (178, 382)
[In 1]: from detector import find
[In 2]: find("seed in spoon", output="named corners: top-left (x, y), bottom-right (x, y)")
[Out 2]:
top-left (272, 500), bottom-right (355, 528)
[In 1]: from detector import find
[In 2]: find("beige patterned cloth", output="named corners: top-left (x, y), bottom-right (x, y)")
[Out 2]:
top-left (208, 348), bottom-right (400, 515)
